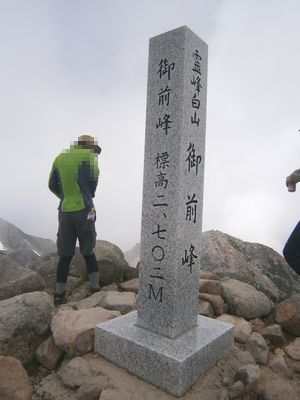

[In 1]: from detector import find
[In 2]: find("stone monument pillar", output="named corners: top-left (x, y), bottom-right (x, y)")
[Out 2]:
top-left (95, 26), bottom-right (234, 397)
top-left (137, 24), bottom-right (207, 339)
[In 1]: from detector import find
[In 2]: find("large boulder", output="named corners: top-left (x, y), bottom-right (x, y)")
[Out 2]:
top-left (75, 290), bottom-right (137, 314)
top-left (0, 253), bottom-right (46, 300)
top-left (95, 240), bottom-right (138, 285)
top-left (275, 294), bottom-right (300, 336)
top-left (51, 306), bottom-right (120, 356)
top-left (201, 231), bottom-right (300, 302)
top-left (218, 279), bottom-right (274, 319)
top-left (0, 356), bottom-right (32, 400)
top-left (0, 291), bottom-right (54, 365)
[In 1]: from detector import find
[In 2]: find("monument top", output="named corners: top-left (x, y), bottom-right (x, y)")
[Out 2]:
top-left (150, 25), bottom-right (207, 43)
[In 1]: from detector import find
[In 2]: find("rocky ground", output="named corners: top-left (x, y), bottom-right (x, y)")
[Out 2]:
top-left (1, 232), bottom-right (300, 400)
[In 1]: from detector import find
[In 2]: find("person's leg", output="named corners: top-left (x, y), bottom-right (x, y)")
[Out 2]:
top-left (283, 220), bottom-right (300, 275)
top-left (84, 253), bottom-right (100, 290)
top-left (56, 256), bottom-right (73, 293)
top-left (75, 209), bottom-right (100, 290)
top-left (55, 211), bottom-right (77, 304)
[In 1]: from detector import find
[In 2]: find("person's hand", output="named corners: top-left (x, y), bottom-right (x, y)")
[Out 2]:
top-left (87, 210), bottom-right (96, 222)
top-left (286, 175), bottom-right (296, 192)
top-left (286, 175), bottom-right (294, 187)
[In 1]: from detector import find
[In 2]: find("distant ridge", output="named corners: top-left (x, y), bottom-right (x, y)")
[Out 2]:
top-left (0, 217), bottom-right (56, 266)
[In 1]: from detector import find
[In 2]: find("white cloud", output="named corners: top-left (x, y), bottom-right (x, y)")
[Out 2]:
top-left (1, 0), bottom-right (300, 255)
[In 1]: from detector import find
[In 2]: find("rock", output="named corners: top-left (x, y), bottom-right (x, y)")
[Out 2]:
top-left (229, 380), bottom-right (245, 399)
top-left (0, 291), bottom-right (54, 365)
top-left (76, 290), bottom-right (137, 314)
top-left (0, 253), bottom-right (46, 300)
top-left (218, 279), bottom-right (274, 319)
top-left (217, 314), bottom-right (252, 343)
top-left (269, 348), bottom-right (292, 379)
top-left (216, 390), bottom-right (229, 400)
top-left (32, 373), bottom-right (77, 400)
top-left (198, 293), bottom-right (226, 316)
top-left (119, 278), bottom-right (139, 293)
top-left (29, 252), bottom-right (83, 293)
top-left (261, 324), bottom-right (285, 348)
top-left (235, 364), bottom-right (261, 385)
top-left (246, 332), bottom-right (269, 365)
top-left (59, 357), bottom-right (90, 388)
top-left (275, 294), bottom-right (300, 336)
top-left (95, 240), bottom-right (138, 285)
top-left (35, 335), bottom-right (64, 370)
top-left (249, 318), bottom-right (267, 334)
top-left (51, 306), bottom-right (120, 356)
top-left (100, 388), bottom-right (119, 400)
top-left (284, 337), bottom-right (300, 361)
top-left (199, 270), bottom-right (221, 280)
top-left (198, 300), bottom-right (214, 318)
top-left (286, 357), bottom-right (300, 374)
top-left (233, 347), bottom-right (255, 365)
top-left (253, 367), bottom-right (298, 400)
top-left (58, 356), bottom-right (111, 396)
top-left (0, 356), bottom-right (32, 400)
top-left (201, 230), bottom-right (300, 302)
top-left (199, 279), bottom-right (222, 295)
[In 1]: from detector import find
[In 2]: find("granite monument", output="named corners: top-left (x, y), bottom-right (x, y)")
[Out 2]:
top-left (95, 26), bottom-right (234, 397)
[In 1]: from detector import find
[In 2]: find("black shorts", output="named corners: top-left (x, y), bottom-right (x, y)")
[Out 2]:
top-left (57, 209), bottom-right (97, 257)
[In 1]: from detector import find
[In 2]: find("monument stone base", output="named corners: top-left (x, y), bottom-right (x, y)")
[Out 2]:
top-left (94, 311), bottom-right (234, 397)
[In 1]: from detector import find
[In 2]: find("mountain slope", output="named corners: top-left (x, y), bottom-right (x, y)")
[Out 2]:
top-left (0, 217), bottom-right (56, 266)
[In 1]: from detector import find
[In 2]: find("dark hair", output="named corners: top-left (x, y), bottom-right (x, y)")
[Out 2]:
top-left (94, 145), bottom-right (102, 154)
top-left (78, 141), bottom-right (101, 154)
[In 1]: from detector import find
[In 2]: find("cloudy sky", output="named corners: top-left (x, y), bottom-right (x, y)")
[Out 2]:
top-left (0, 0), bottom-right (299, 254)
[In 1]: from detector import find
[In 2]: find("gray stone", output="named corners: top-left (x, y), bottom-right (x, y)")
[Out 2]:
top-left (217, 314), bottom-right (252, 343)
top-left (199, 293), bottom-right (226, 316)
top-left (229, 381), bottom-right (245, 399)
top-left (254, 368), bottom-right (298, 400)
top-left (198, 300), bottom-right (214, 318)
top-left (76, 290), bottom-right (137, 314)
top-left (201, 230), bottom-right (300, 302)
top-left (95, 240), bottom-right (138, 285)
top-left (0, 291), bottom-right (54, 365)
top-left (275, 294), bottom-right (300, 336)
top-left (119, 278), bottom-right (139, 293)
top-left (199, 279), bottom-right (222, 295)
top-left (95, 311), bottom-right (233, 397)
top-left (218, 279), bottom-right (274, 319)
top-left (284, 337), bottom-right (300, 361)
top-left (246, 332), bottom-right (269, 365)
top-left (137, 25), bottom-right (208, 339)
top-left (0, 356), bottom-right (32, 400)
top-left (269, 348), bottom-right (292, 379)
top-left (32, 373), bottom-right (77, 400)
top-left (235, 364), bottom-right (261, 385)
top-left (0, 253), bottom-right (46, 300)
top-left (51, 306), bottom-right (120, 356)
top-left (35, 335), bottom-right (64, 370)
top-left (261, 324), bottom-right (285, 348)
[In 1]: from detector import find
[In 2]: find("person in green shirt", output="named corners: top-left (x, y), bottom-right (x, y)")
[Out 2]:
top-left (49, 134), bottom-right (101, 306)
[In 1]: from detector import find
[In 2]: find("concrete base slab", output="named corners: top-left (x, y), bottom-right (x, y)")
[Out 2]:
top-left (94, 311), bottom-right (234, 397)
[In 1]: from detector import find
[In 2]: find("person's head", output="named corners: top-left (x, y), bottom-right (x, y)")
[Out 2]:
top-left (76, 134), bottom-right (101, 154)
